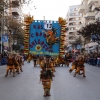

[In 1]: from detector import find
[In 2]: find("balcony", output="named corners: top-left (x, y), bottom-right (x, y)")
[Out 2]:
top-left (69, 24), bottom-right (79, 27)
top-left (12, 8), bottom-right (20, 15)
top-left (68, 30), bottom-right (76, 33)
top-left (76, 25), bottom-right (83, 30)
top-left (92, 5), bottom-right (100, 11)
top-left (84, 12), bottom-right (95, 18)
top-left (88, 19), bottom-right (96, 24)
top-left (68, 20), bottom-right (81, 23)
top-left (78, 4), bottom-right (86, 13)
top-left (0, 5), bottom-right (4, 11)
top-left (69, 15), bottom-right (81, 18)
top-left (88, 0), bottom-right (99, 5)
top-left (92, 5), bottom-right (96, 11)
top-left (12, 0), bottom-right (19, 6)
top-left (68, 39), bottom-right (75, 42)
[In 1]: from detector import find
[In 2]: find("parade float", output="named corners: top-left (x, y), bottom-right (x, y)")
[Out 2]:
top-left (24, 15), bottom-right (67, 57)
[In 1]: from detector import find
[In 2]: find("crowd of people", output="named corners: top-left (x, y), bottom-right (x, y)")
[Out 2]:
top-left (84, 52), bottom-right (100, 66)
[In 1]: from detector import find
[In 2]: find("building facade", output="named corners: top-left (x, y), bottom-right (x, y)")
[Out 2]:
top-left (0, 0), bottom-right (24, 53)
top-left (66, 5), bottom-right (82, 47)
top-left (78, 0), bottom-right (100, 30)
top-left (78, 0), bottom-right (100, 53)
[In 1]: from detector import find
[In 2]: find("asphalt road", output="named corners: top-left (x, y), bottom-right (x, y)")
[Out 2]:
top-left (0, 62), bottom-right (100, 100)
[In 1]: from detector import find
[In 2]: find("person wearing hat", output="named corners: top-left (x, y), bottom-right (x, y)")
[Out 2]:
top-left (73, 56), bottom-right (86, 77)
top-left (49, 58), bottom-right (55, 77)
top-left (27, 53), bottom-right (32, 63)
top-left (12, 53), bottom-right (20, 74)
top-left (32, 55), bottom-right (37, 67)
top-left (17, 55), bottom-right (23, 72)
top-left (65, 53), bottom-right (71, 67)
top-left (69, 57), bottom-right (78, 73)
top-left (5, 54), bottom-right (15, 77)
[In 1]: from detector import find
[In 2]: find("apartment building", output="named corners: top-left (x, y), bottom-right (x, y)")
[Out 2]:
top-left (0, 0), bottom-right (24, 53)
top-left (8, 0), bottom-right (23, 22)
top-left (0, 0), bottom-right (9, 52)
top-left (78, 0), bottom-right (100, 30)
top-left (66, 5), bottom-right (82, 46)
top-left (78, 0), bottom-right (100, 52)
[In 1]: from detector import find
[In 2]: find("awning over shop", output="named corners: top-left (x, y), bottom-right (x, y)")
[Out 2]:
top-left (85, 42), bottom-right (98, 48)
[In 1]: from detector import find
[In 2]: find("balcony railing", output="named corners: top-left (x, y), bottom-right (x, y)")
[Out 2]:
top-left (88, 19), bottom-right (96, 24)
top-left (69, 15), bottom-right (81, 18)
top-left (88, 0), bottom-right (99, 5)
top-left (76, 25), bottom-right (83, 30)
top-left (12, 0), bottom-right (19, 5)
top-left (92, 5), bottom-right (96, 11)
top-left (12, 8), bottom-right (20, 15)
top-left (68, 30), bottom-right (76, 33)
top-left (69, 34), bottom-right (75, 36)
top-left (78, 4), bottom-right (86, 13)
top-left (84, 12), bottom-right (95, 18)
top-left (12, 1), bottom-right (20, 7)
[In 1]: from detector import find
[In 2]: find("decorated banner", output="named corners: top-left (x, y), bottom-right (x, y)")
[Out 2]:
top-left (24, 15), bottom-right (34, 54)
top-left (29, 20), bottom-right (61, 56)
top-left (58, 17), bottom-right (67, 57)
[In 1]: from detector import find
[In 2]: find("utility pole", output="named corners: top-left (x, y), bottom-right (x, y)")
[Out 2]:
top-left (43, 16), bottom-right (45, 21)
top-left (0, 16), bottom-right (3, 53)
top-left (0, 2), bottom-right (4, 53)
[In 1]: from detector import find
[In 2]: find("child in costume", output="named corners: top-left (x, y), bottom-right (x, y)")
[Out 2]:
top-left (13, 54), bottom-right (20, 74)
top-left (49, 58), bottom-right (55, 77)
top-left (40, 67), bottom-right (52, 97)
top-left (27, 53), bottom-right (32, 63)
top-left (69, 57), bottom-right (78, 73)
top-left (5, 54), bottom-right (15, 77)
top-left (73, 57), bottom-right (86, 77)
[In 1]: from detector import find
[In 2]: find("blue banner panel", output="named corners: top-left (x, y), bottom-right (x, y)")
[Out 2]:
top-left (2, 35), bottom-right (8, 42)
top-left (29, 20), bottom-right (61, 56)
top-left (76, 45), bottom-right (82, 49)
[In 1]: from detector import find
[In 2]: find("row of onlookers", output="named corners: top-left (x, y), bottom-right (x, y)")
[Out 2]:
top-left (84, 53), bottom-right (100, 66)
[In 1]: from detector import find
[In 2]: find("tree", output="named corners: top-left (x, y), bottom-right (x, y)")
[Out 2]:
top-left (0, 0), bottom-right (32, 52)
top-left (71, 36), bottom-right (83, 49)
top-left (6, 17), bottom-right (24, 51)
top-left (77, 21), bottom-right (100, 41)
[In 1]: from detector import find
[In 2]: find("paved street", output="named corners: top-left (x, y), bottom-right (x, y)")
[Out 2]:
top-left (0, 62), bottom-right (100, 100)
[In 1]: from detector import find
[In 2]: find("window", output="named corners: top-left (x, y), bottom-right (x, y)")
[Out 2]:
top-left (80, 13), bottom-right (82, 16)
top-left (70, 28), bottom-right (74, 30)
top-left (76, 8), bottom-right (78, 11)
top-left (76, 18), bottom-right (79, 20)
top-left (76, 13), bottom-right (79, 16)
top-left (76, 22), bottom-right (79, 25)
top-left (70, 8), bottom-right (73, 12)
top-left (70, 13), bottom-right (75, 16)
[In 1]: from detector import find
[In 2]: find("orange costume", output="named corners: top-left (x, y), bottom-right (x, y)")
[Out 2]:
top-left (73, 57), bottom-right (86, 77)
top-left (5, 56), bottom-right (15, 77)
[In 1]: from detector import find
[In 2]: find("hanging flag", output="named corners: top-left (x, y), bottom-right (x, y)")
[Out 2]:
top-left (2, 35), bottom-right (8, 42)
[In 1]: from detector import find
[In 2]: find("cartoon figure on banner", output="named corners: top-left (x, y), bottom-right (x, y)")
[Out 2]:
top-left (43, 28), bottom-right (60, 46)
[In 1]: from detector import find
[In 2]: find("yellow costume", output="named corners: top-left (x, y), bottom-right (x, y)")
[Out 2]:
top-left (74, 57), bottom-right (86, 77)
top-left (5, 57), bottom-right (15, 77)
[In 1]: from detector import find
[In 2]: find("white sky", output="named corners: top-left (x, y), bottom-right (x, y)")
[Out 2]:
top-left (23, 0), bottom-right (81, 20)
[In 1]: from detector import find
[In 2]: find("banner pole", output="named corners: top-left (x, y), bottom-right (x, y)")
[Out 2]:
top-left (43, 16), bottom-right (45, 21)
top-left (1, 18), bottom-right (3, 53)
